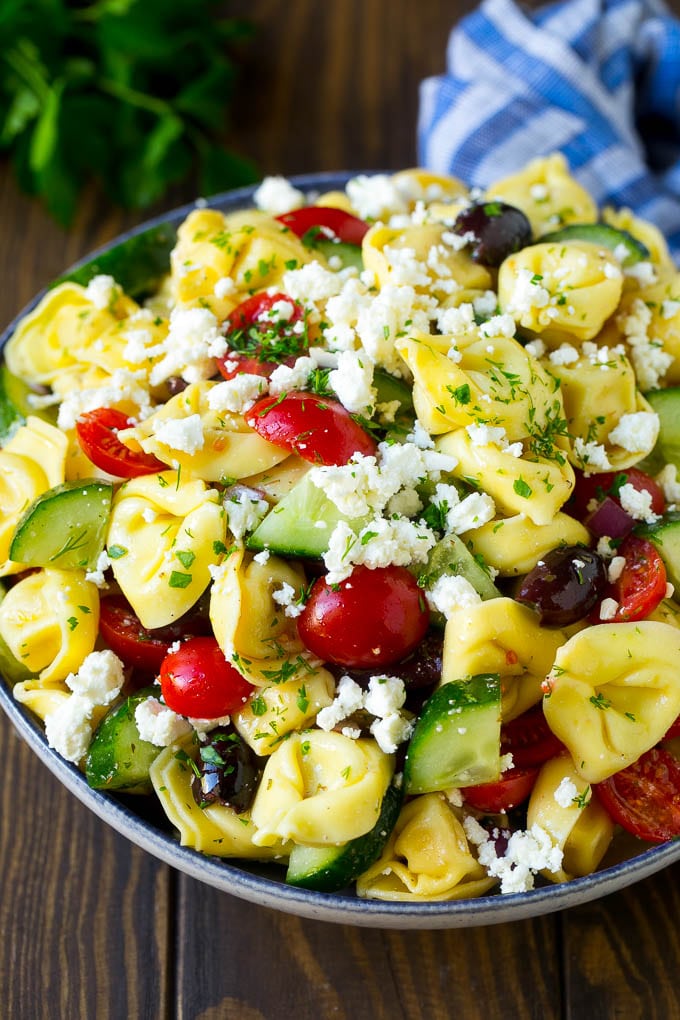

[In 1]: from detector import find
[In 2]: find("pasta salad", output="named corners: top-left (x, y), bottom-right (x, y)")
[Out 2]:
top-left (1, 154), bottom-right (680, 900)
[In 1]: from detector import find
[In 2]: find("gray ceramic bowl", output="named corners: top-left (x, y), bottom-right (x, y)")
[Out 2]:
top-left (2, 175), bottom-right (679, 928)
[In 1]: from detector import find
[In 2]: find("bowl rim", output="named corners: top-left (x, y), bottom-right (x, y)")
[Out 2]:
top-left (2, 172), bottom-right (679, 929)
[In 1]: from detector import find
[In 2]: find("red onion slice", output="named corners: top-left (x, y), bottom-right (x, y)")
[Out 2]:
top-left (584, 496), bottom-right (635, 539)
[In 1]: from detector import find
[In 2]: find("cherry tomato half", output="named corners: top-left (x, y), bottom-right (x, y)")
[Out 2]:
top-left (217, 292), bottom-right (306, 381)
top-left (592, 535), bottom-right (667, 623)
top-left (159, 637), bottom-right (254, 718)
top-left (99, 595), bottom-right (211, 673)
top-left (664, 714), bottom-right (680, 741)
top-left (76, 407), bottom-right (166, 478)
top-left (298, 565), bottom-right (430, 668)
top-left (500, 702), bottom-right (565, 768)
top-left (594, 747), bottom-right (680, 843)
top-left (569, 467), bottom-right (666, 522)
top-left (463, 766), bottom-right (539, 813)
top-left (245, 391), bottom-right (377, 465)
top-left (276, 206), bottom-right (370, 245)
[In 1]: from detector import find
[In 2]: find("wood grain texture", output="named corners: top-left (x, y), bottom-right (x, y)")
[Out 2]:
top-left (2, 0), bottom-right (680, 1018)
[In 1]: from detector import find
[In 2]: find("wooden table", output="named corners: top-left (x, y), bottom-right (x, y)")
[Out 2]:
top-left (2, 2), bottom-right (680, 1016)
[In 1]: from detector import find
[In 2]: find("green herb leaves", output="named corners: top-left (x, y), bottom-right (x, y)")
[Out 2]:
top-left (0, 0), bottom-right (258, 225)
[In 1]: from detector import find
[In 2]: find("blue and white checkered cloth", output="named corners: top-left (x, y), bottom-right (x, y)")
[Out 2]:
top-left (418, 0), bottom-right (680, 261)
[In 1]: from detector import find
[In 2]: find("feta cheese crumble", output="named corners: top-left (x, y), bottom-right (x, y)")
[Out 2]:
top-left (135, 697), bottom-right (193, 747)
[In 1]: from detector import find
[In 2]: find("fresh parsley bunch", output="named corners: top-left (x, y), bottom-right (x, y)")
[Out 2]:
top-left (0, 0), bottom-right (257, 225)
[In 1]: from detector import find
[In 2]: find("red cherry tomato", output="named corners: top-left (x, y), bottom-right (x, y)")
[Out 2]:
top-left (569, 467), bottom-right (666, 522)
top-left (245, 391), bottom-right (377, 465)
top-left (500, 702), bottom-right (565, 768)
top-left (664, 715), bottom-right (680, 741)
top-left (217, 292), bottom-right (306, 381)
top-left (298, 565), bottom-right (430, 668)
top-left (463, 766), bottom-right (539, 813)
top-left (276, 206), bottom-right (370, 245)
top-left (76, 408), bottom-right (166, 478)
top-left (99, 596), bottom-right (211, 673)
top-left (592, 535), bottom-right (667, 623)
top-left (159, 637), bottom-right (254, 718)
top-left (594, 747), bottom-right (680, 843)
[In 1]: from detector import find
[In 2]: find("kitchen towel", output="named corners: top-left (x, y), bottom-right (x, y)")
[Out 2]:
top-left (418, 0), bottom-right (680, 259)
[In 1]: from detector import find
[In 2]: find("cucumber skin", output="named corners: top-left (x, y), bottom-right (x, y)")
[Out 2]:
top-left (419, 532), bottom-right (501, 603)
top-left (58, 222), bottom-right (176, 300)
top-left (0, 364), bottom-right (58, 443)
top-left (85, 688), bottom-right (162, 793)
top-left (404, 674), bottom-right (501, 795)
top-left (539, 223), bottom-right (649, 265)
top-left (9, 479), bottom-right (113, 571)
top-left (636, 511), bottom-right (680, 590)
top-left (285, 780), bottom-right (403, 892)
top-left (643, 388), bottom-right (680, 473)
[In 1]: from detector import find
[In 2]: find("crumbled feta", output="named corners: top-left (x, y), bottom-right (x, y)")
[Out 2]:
top-left (85, 274), bottom-right (119, 310)
top-left (608, 411), bottom-right (659, 453)
top-left (346, 173), bottom-right (409, 220)
top-left (596, 536), bottom-right (616, 559)
top-left (464, 817), bottom-right (563, 895)
top-left (207, 374), bottom-right (268, 414)
top-left (153, 413), bottom-right (205, 454)
top-left (253, 175), bottom-right (305, 215)
top-left (328, 349), bottom-right (376, 414)
top-left (188, 714), bottom-right (232, 735)
top-left (599, 597), bottom-right (620, 621)
top-left (661, 299), bottom-right (680, 320)
top-left (624, 261), bottom-right (657, 286)
top-left (268, 356), bottom-right (315, 395)
top-left (316, 675), bottom-right (365, 731)
top-left (323, 516), bottom-right (437, 584)
top-left (225, 491), bottom-right (269, 541)
top-left (524, 338), bottom-right (546, 359)
top-left (573, 437), bottom-right (611, 473)
top-left (505, 267), bottom-right (550, 315)
top-left (656, 464), bottom-right (680, 506)
top-left (44, 695), bottom-right (95, 764)
top-left (253, 549), bottom-right (271, 565)
top-left (272, 581), bottom-right (303, 618)
top-left (135, 697), bottom-right (193, 747)
top-left (370, 712), bottom-right (414, 754)
top-left (214, 276), bottom-right (236, 299)
top-left (479, 314), bottom-right (516, 339)
top-left (618, 482), bottom-right (660, 522)
top-left (57, 368), bottom-right (153, 431)
top-left (149, 307), bottom-right (228, 386)
top-left (85, 549), bottom-right (112, 588)
top-left (364, 675), bottom-right (407, 718)
top-left (607, 556), bottom-right (626, 583)
top-left (427, 574), bottom-right (482, 617)
top-left (617, 298), bottom-right (673, 390)
top-left (553, 777), bottom-right (579, 808)
top-left (548, 343), bottom-right (580, 366)
top-left (65, 650), bottom-right (124, 706)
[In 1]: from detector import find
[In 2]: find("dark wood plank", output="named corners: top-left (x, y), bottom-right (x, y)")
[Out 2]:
top-left (175, 882), bottom-right (561, 1020)
top-left (562, 863), bottom-right (680, 1020)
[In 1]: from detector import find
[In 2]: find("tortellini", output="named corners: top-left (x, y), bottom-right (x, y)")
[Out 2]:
top-left (0, 569), bottom-right (99, 683)
top-left (0, 451), bottom-right (51, 576)
top-left (123, 380), bottom-right (289, 482)
top-left (598, 275), bottom-right (680, 387)
top-left (498, 241), bottom-right (623, 344)
top-left (543, 622), bottom-right (680, 783)
top-left (107, 470), bottom-right (224, 628)
top-left (3, 417), bottom-right (68, 489)
top-left (149, 738), bottom-right (290, 859)
top-left (250, 731), bottom-right (393, 847)
top-left (231, 668), bottom-right (335, 755)
top-left (486, 153), bottom-right (598, 237)
top-left (461, 511), bottom-right (590, 577)
top-left (209, 546), bottom-right (309, 688)
top-left (442, 598), bottom-right (568, 722)
top-left (356, 793), bottom-right (495, 900)
top-left (526, 755), bottom-right (614, 882)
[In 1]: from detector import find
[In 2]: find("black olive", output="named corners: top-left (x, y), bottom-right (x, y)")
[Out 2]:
top-left (451, 201), bottom-right (532, 266)
top-left (327, 630), bottom-right (443, 692)
top-left (191, 727), bottom-right (264, 813)
top-left (515, 546), bottom-right (607, 627)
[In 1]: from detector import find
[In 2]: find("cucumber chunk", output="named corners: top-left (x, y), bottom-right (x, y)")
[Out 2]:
top-left (636, 511), bottom-right (680, 591)
top-left (404, 674), bottom-right (502, 794)
top-left (286, 779), bottom-right (403, 891)
top-left (419, 532), bottom-right (501, 603)
top-left (301, 228), bottom-right (364, 271)
top-left (10, 479), bottom-right (113, 571)
top-left (643, 387), bottom-right (680, 472)
top-left (539, 223), bottom-right (649, 266)
top-left (0, 364), bottom-right (57, 443)
top-left (58, 221), bottom-right (176, 300)
top-left (373, 368), bottom-right (416, 434)
top-left (86, 687), bottom-right (162, 793)
top-left (247, 473), bottom-right (365, 557)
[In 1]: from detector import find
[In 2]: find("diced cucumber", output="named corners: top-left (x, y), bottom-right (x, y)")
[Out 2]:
top-left (58, 221), bottom-right (176, 300)
top-left (373, 368), bottom-right (416, 435)
top-left (9, 479), bottom-right (113, 571)
top-left (301, 228), bottom-right (364, 271)
top-left (85, 687), bottom-right (162, 793)
top-left (286, 779), bottom-right (403, 891)
top-left (643, 387), bottom-right (680, 472)
top-left (247, 473), bottom-right (365, 557)
top-left (0, 364), bottom-right (57, 443)
top-left (419, 532), bottom-right (501, 603)
top-left (636, 511), bottom-right (680, 591)
top-left (539, 222), bottom-right (649, 266)
top-left (404, 674), bottom-right (502, 794)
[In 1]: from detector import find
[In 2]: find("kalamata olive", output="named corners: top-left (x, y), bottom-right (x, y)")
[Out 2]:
top-left (515, 545), bottom-right (607, 626)
top-left (165, 376), bottom-right (189, 396)
top-left (327, 631), bottom-right (443, 691)
top-left (191, 728), bottom-right (264, 813)
top-left (451, 201), bottom-right (532, 266)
